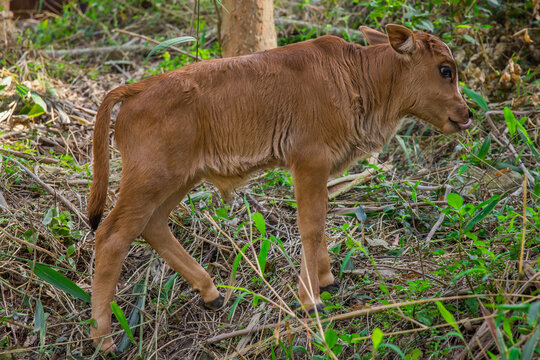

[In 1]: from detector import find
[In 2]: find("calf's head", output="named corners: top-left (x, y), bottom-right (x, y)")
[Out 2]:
top-left (361, 25), bottom-right (473, 134)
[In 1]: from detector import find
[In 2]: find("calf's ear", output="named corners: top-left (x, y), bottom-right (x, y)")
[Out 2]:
top-left (385, 24), bottom-right (416, 55)
top-left (360, 26), bottom-right (388, 45)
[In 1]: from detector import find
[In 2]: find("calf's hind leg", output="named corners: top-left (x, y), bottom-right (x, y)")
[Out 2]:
top-left (141, 187), bottom-right (222, 308)
top-left (90, 195), bottom-right (157, 352)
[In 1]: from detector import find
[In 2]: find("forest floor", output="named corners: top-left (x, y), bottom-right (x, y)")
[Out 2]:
top-left (0, 1), bottom-right (539, 359)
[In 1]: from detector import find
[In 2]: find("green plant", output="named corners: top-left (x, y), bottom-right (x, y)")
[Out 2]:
top-left (42, 207), bottom-right (83, 243)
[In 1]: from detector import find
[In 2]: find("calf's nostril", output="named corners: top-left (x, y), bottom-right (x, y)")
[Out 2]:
top-left (468, 109), bottom-right (473, 118)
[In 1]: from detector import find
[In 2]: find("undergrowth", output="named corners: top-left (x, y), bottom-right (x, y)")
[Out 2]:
top-left (0, 0), bottom-right (538, 359)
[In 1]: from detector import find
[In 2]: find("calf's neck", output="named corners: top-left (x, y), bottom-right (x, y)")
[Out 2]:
top-left (88, 24), bottom-right (472, 351)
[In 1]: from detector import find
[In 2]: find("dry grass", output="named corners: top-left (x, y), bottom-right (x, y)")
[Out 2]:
top-left (0, 1), bottom-right (539, 359)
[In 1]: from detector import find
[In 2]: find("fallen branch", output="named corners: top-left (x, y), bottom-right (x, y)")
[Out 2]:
top-left (205, 294), bottom-right (493, 344)
top-left (113, 28), bottom-right (198, 60)
top-left (424, 185), bottom-right (452, 242)
top-left (0, 190), bottom-right (8, 210)
top-left (275, 18), bottom-right (364, 38)
top-left (0, 148), bottom-right (61, 164)
top-left (41, 43), bottom-right (150, 57)
top-left (3, 155), bottom-right (89, 227)
top-left (328, 163), bottom-right (393, 199)
top-left (329, 200), bottom-right (447, 215)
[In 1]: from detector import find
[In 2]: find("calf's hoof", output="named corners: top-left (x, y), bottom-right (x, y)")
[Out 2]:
top-left (320, 279), bottom-right (339, 294)
top-left (307, 303), bottom-right (326, 316)
top-left (94, 337), bottom-right (117, 354)
top-left (203, 294), bottom-right (224, 310)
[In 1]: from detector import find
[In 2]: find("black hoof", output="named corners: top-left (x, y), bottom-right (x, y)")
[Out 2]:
top-left (112, 348), bottom-right (123, 358)
top-left (203, 294), bottom-right (224, 310)
top-left (320, 279), bottom-right (340, 294)
top-left (308, 303), bottom-right (326, 316)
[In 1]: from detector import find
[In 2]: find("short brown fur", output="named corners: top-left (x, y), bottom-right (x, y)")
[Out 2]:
top-left (88, 25), bottom-right (471, 351)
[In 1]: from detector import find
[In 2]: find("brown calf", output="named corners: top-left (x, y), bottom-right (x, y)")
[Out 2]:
top-left (88, 24), bottom-right (472, 351)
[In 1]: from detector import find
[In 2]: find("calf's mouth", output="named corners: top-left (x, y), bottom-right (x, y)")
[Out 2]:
top-left (449, 117), bottom-right (472, 130)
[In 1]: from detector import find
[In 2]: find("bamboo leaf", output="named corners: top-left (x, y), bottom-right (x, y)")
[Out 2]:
top-left (257, 239), bottom-right (271, 275)
top-left (145, 36), bottom-right (196, 61)
top-left (32, 262), bottom-right (91, 303)
top-left (464, 195), bottom-right (500, 232)
top-left (477, 135), bottom-right (491, 160)
top-left (462, 85), bottom-right (489, 112)
top-left (435, 301), bottom-right (461, 334)
top-left (110, 301), bottom-right (135, 345)
top-left (252, 212), bottom-right (266, 238)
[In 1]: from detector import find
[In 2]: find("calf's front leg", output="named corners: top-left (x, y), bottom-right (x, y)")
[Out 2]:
top-left (292, 161), bottom-right (334, 312)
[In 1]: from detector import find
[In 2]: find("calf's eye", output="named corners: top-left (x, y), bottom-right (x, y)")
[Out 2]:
top-left (440, 65), bottom-right (452, 78)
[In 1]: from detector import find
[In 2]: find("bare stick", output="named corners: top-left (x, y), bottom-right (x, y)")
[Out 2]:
top-left (205, 294), bottom-right (493, 344)
top-left (0, 148), bottom-right (61, 164)
top-left (425, 185), bottom-right (452, 242)
top-left (329, 200), bottom-right (447, 215)
top-left (328, 163), bottom-right (393, 199)
top-left (41, 44), bottom-right (151, 57)
top-left (3, 156), bottom-right (89, 227)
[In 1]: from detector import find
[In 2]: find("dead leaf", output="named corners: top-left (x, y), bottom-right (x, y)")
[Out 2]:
top-left (365, 237), bottom-right (390, 249)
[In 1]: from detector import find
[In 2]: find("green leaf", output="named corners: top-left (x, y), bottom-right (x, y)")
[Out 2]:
top-left (355, 206), bottom-right (367, 223)
top-left (526, 301), bottom-right (540, 327)
top-left (257, 239), bottom-right (270, 275)
top-left (0, 76), bottom-right (12, 92)
top-left (496, 326), bottom-right (509, 360)
top-left (325, 328), bottom-right (338, 349)
top-left (435, 301), bottom-right (460, 334)
top-left (379, 343), bottom-right (406, 359)
top-left (34, 298), bottom-right (47, 353)
top-left (16, 84), bottom-right (29, 98)
top-left (504, 107), bottom-right (517, 136)
top-left (231, 243), bottom-right (249, 280)
top-left (34, 298), bottom-right (45, 332)
top-left (32, 262), bottom-right (91, 302)
top-left (42, 207), bottom-right (57, 226)
top-left (145, 36), bottom-right (196, 61)
top-left (340, 248), bottom-right (355, 277)
top-left (110, 301), bottom-right (135, 344)
top-left (446, 193), bottom-right (463, 210)
top-left (477, 135), bottom-right (491, 160)
top-left (522, 325), bottom-right (540, 360)
top-left (464, 195), bottom-right (500, 232)
top-left (117, 281), bottom-right (145, 352)
top-left (228, 292), bottom-right (246, 320)
top-left (372, 328), bottom-right (383, 351)
top-left (252, 212), bottom-right (266, 238)
top-left (31, 92), bottom-right (47, 113)
top-left (27, 103), bottom-right (45, 118)
top-left (462, 85), bottom-right (489, 112)
top-left (395, 135), bottom-right (413, 166)
top-left (508, 348), bottom-right (520, 360)
top-left (416, 19), bottom-right (434, 32)
top-left (406, 349), bottom-right (423, 360)
top-left (463, 34), bottom-right (477, 44)
top-left (451, 267), bottom-right (488, 284)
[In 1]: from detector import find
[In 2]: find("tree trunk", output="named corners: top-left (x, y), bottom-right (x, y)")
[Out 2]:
top-left (220, 0), bottom-right (277, 58)
top-left (0, 0), bottom-right (13, 48)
